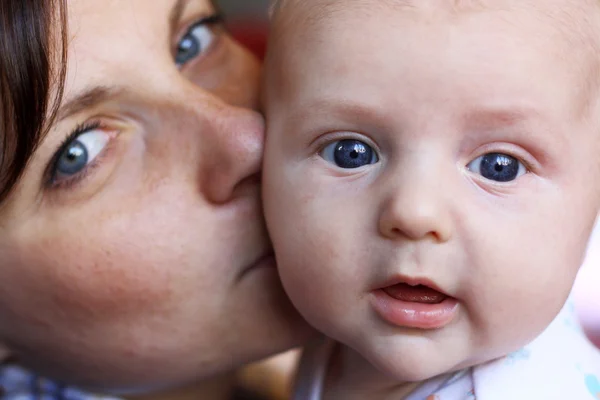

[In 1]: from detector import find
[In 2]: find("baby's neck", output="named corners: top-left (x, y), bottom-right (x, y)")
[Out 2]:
top-left (322, 344), bottom-right (421, 400)
top-left (124, 372), bottom-right (237, 400)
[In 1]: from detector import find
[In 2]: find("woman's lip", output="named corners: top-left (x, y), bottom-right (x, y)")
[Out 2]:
top-left (370, 289), bottom-right (459, 330)
top-left (236, 253), bottom-right (276, 282)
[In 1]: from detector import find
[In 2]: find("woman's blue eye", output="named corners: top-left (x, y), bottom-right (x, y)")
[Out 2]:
top-left (466, 152), bottom-right (526, 182)
top-left (321, 139), bottom-right (379, 169)
top-left (52, 129), bottom-right (109, 183)
top-left (175, 22), bottom-right (216, 67)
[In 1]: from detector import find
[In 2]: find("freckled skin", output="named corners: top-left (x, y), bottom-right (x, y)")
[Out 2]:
top-left (0, 0), bottom-right (311, 395)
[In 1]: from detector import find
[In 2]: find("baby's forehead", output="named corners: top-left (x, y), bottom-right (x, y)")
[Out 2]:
top-left (273, 0), bottom-right (600, 38)
top-left (271, 0), bottom-right (600, 118)
top-left (274, 0), bottom-right (600, 67)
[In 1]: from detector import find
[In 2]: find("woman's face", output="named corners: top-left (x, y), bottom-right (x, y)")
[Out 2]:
top-left (0, 0), bottom-right (309, 393)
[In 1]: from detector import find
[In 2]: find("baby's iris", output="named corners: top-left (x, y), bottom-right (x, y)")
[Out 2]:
top-left (467, 153), bottom-right (526, 182)
top-left (321, 139), bottom-right (379, 169)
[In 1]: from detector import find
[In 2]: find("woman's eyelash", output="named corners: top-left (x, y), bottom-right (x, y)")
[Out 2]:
top-left (180, 13), bottom-right (225, 40)
top-left (174, 12), bottom-right (225, 67)
top-left (45, 120), bottom-right (102, 186)
top-left (191, 13), bottom-right (224, 29)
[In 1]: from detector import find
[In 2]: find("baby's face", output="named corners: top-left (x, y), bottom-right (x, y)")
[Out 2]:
top-left (264, 0), bottom-right (600, 382)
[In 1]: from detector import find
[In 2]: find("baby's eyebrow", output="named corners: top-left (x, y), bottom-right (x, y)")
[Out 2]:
top-left (284, 98), bottom-right (390, 132)
top-left (461, 107), bottom-right (542, 129)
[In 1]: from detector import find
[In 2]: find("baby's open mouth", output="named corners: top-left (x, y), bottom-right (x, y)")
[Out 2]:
top-left (383, 283), bottom-right (448, 304)
top-left (372, 279), bottom-right (458, 329)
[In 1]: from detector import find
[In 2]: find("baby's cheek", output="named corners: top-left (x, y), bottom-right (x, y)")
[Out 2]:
top-left (271, 208), bottom-right (324, 301)
top-left (465, 233), bottom-right (579, 360)
top-left (275, 214), bottom-right (356, 335)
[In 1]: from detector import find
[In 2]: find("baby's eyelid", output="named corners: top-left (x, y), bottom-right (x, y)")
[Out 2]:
top-left (312, 131), bottom-right (381, 153)
top-left (466, 143), bottom-right (539, 174)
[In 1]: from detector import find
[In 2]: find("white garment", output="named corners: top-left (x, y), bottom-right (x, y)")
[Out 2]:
top-left (293, 301), bottom-right (600, 400)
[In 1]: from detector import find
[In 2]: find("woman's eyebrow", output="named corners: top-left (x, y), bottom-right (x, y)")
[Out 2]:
top-left (170, 0), bottom-right (192, 36)
top-left (56, 85), bottom-right (121, 122)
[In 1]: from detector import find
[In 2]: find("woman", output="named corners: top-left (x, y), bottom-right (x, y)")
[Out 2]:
top-left (0, 0), bottom-right (311, 398)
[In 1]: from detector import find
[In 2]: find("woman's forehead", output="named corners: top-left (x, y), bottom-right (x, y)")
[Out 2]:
top-left (67, 0), bottom-right (215, 42)
top-left (62, 0), bottom-right (214, 100)
top-left (66, 0), bottom-right (216, 66)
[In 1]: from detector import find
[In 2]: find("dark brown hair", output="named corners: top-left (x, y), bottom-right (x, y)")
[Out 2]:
top-left (0, 0), bottom-right (67, 203)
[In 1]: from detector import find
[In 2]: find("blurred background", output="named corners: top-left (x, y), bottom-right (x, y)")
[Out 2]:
top-left (219, 0), bottom-right (269, 17)
top-left (218, 0), bottom-right (270, 58)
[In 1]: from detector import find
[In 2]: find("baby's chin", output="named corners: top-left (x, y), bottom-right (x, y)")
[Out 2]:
top-left (363, 346), bottom-right (464, 383)
top-left (354, 330), bottom-right (538, 385)
top-left (335, 329), bottom-right (467, 384)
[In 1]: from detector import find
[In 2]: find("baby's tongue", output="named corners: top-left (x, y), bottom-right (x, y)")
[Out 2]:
top-left (384, 283), bottom-right (447, 304)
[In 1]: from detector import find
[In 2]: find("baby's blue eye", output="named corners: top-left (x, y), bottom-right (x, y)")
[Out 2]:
top-left (321, 139), bottom-right (379, 169)
top-left (466, 153), bottom-right (526, 182)
top-left (175, 21), bottom-right (216, 67)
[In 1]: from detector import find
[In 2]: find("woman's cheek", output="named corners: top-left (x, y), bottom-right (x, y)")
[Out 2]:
top-left (0, 225), bottom-right (177, 326)
top-left (189, 36), bottom-right (261, 109)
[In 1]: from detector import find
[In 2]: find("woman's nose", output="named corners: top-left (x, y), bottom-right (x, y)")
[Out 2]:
top-left (378, 173), bottom-right (453, 243)
top-left (200, 105), bottom-right (265, 204)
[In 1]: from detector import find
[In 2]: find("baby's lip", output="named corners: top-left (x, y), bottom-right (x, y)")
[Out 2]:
top-left (383, 283), bottom-right (447, 304)
top-left (373, 275), bottom-right (450, 298)
top-left (370, 275), bottom-right (458, 329)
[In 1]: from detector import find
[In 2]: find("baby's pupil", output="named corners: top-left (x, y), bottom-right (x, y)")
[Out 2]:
top-left (334, 140), bottom-right (373, 169)
top-left (480, 153), bottom-right (519, 182)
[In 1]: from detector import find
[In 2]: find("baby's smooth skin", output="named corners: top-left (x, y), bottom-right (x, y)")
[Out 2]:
top-left (264, 0), bottom-right (600, 399)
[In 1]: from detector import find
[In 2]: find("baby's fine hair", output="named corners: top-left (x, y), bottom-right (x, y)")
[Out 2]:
top-left (268, 0), bottom-right (600, 126)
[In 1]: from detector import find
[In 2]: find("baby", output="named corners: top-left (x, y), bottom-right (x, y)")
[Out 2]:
top-left (262, 0), bottom-right (600, 399)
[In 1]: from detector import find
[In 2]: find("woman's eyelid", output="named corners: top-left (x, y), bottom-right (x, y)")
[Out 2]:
top-left (173, 13), bottom-right (223, 66)
top-left (46, 123), bottom-right (119, 189)
top-left (175, 7), bottom-right (223, 36)
top-left (44, 121), bottom-right (102, 184)
top-left (47, 144), bottom-right (111, 192)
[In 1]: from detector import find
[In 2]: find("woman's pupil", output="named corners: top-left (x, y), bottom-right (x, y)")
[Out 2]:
top-left (179, 38), bottom-right (193, 53)
top-left (67, 146), bottom-right (83, 162)
top-left (58, 141), bottom-right (87, 175)
top-left (176, 35), bottom-right (199, 65)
